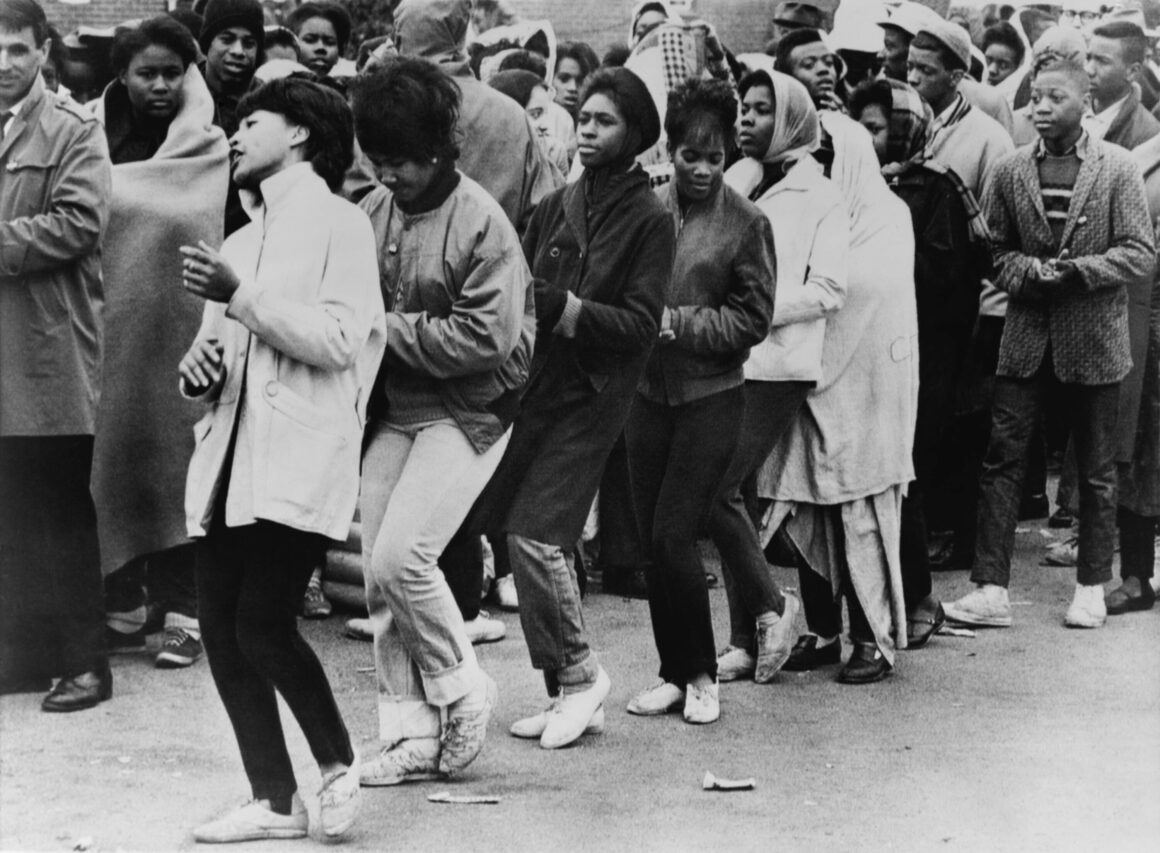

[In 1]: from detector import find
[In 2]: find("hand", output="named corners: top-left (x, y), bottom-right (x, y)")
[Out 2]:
top-left (181, 241), bottom-right (241, 303)
top-left (818, 90), bottom-right (847, 114)
top-left (659, 306), bottom-right (675, 342)
top-left (179, 337), bottom-right (225, 395)
top-left (533, 278), bottom-right (567, 329)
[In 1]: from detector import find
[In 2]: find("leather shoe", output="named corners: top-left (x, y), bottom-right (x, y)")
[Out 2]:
top-left (1105, 581), bottom-right (1155, 615)
top-left (782, 634), bottom-right (841, 671)
top-left (837, 642), bottom-right (892, 685)
top-left (42, 664), bottom-right (112, 712)
top-left (906, 597), bottom-right (945, 649)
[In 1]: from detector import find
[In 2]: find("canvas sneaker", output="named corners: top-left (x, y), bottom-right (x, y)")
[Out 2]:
top-left (193, 796), bottom-right (307, 843)
top-left (155, 628), bottom-right (203, 668)
top-left (944, 585), bottom-right (1012, 628)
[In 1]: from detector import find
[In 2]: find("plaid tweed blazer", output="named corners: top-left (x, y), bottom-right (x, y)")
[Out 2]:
top-left (984, 134), bottom-right (1155, 384)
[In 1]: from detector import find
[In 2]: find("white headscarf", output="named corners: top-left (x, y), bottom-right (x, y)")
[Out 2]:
top-left (740, 65), bottom-right (821, 168)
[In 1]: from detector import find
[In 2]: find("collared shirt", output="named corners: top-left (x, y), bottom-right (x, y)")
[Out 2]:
top-left (1033, 130), bottom-right (1091, 161)
top-left (1083, 92), bottom-right (1129, 140)
top-left (1, 93), bottom-right (29, 138)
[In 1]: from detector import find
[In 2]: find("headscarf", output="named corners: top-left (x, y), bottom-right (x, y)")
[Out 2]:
top-left (881, 78), bottom-right (932, 175)
top-left (743, 69), bottom-right (821, 168)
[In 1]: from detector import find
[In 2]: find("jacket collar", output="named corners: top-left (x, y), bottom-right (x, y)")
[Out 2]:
top-left (754, 155), bottom-right (822, 201)
top-left (1100, 86), bottom-right (1139, 143)
top-left (662, 178), bottom-right (725, 230)
top-left (240, 161), bottom-right (325, 225)
top-left (0, 74), bottom-right (46, 161)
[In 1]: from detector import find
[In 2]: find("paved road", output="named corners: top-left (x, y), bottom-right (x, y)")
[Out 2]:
top-left (2, 522), bottom-right (1158, 852)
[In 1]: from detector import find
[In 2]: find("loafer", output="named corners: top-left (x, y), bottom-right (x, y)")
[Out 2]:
top-left (541, 667), bottom-right (611, 749)
top-left (906, 597), bottom-right (946, 650)
top-left (42, 665), bottom-right (112, 712)
top-left (1105, 582), bottom-right (1155, 615)
top-left (626, 680), bottom-right (684, 716)
top-left (318, 750), bottom-right (361, 839)
top-left (838, 642), bottom-right (892, 685)
top-left (944, 585), bottom-right (1012, 628)
top-left (510, 703), bottom-right (605, 739)
top-left (754, 592), bottom-right (800, 683)
top-left (193, 796), bottom-right (307, 843)
top-left (344, 617), bottom-right (372, 641)
top-left (782, 635), bottom-right (841, 672)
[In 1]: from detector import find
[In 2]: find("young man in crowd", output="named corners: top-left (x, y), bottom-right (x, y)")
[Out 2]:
top-left (945, 59), bottom-right (1155, 630)
top-left (0, 0), bottom-right (112, 708)
top-left (1084, 19), bottom-right (1160, 150)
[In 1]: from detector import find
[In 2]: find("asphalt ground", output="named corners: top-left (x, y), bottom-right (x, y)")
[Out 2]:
top-left (2, 520), bottom-right (1158, 852)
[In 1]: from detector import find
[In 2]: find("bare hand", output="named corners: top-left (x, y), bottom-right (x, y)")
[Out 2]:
top-left (181, 241), bottom-right (241, 303)
top-left (659, 306), bottom-right (676, 342)
top-left (179, 337), bottom-right (225, 395)
top-left (819, 90), bottom-right (847, 114)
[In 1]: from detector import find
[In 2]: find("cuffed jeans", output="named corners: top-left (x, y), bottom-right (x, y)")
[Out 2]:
top-left (361, 418), bottom-right (507, 742)
top-left (709, 380), bottom-right (812, 651)
top-left (972, 365), bottom-right (1120, 587)
top-left (507, 533), bottom-right (600, 696)
top-left (626, 388), bottom-right (742, 683)
top-left (196, 517), bottom-right (352, 802)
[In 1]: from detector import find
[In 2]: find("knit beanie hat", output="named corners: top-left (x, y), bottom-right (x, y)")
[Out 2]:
top-left (199, 0), bottom-right (265, 54)
top-left (579, 67), bottom-right (661, 157)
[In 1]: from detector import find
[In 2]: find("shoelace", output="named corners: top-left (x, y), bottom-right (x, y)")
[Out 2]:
top-left (368, 743), bottom-right (435, 779)
top-left (163, 628), bottom-right (191, 647)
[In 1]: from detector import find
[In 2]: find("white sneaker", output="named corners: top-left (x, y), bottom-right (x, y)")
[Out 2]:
top-left (683, 680), bottom-right (720, 725)
top-left (754, 592), bottom-right (800, 683)
top-left (464, 611), bottom-right (505, 644)
top-left (715, 646), bottom-right (755, 682)
top-left (439, 672), bottom-right (497, 775)
top-left (944, 585), bottom-right (1012, 628)
top-left (317, 750), bottom-right (360, 839)
top-left (492, 575), bottom-right (519, 612)
top-left (626, 680), bottom-right (685, 716)
top-left (193, 795), bottom-right (308, 843)
top-left (510, 702), bottom-right (605, 739)
top-left (344, 617), bottom-right (372, 641)
top-left (1044, 537), bottom-right (1079, 567)
top-left (1064, 584), bottom-right (1106, 629)
top-left (359, 738), bottom-right (443, 786)
top-left (541, 667), bottom-right (611, 749)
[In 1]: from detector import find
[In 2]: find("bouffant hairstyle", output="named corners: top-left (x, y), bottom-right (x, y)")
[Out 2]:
top-left (110, 15), bottom-right (199, 74)
top-left (237, 77), bottom-right (355, 192)
top-left (349, 56), bottom-right (461, 164)
top-left (665, 77), bottom-right (738, 154)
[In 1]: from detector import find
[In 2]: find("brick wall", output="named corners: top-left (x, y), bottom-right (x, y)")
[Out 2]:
top-left (42, 0), bottom-right (170, 32)
top-left (509, 0), bottom-right (840, 56)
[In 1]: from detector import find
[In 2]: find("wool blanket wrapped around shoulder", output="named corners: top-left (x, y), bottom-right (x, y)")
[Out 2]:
top-left (90, 65), bottom-right (229, 575)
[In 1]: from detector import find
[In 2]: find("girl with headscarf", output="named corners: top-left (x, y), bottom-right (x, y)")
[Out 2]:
top-left (710, 71), bottom-right (849, 685)
top-left (849, 77), bottom-right (993, 649)
top-left (474, 67), bottom-right (674, 750)
top-left (623, 78), bottom-right (775, 724)
top-left (747, 72), bottom-right (920, 685)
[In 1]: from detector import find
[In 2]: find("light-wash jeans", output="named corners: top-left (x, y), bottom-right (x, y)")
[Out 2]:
top-left (506, 533), bottom-right (600, 696)
top-left (361, 418), bottom-right (509, 742)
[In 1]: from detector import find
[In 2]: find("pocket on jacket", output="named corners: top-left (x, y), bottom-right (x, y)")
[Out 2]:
top-left (262, 383), bottom-right (356, 510)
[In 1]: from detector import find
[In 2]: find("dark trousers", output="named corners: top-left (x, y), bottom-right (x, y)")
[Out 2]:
top-left (0, 436), bottom-right (105, 687)
top-left (710, 380), bottom-right (812, 650)
top-left (196, 518), bottom-right (353, 801)
top-left (973, 362), bottom-right (1120, 587)
top-left (105, 543), bottom-right (198, 622)
top-left (1118, 507), bottom-right (1158, 581)
top-left (626, 388), bottom-right (743, 684)
top-left (596, 434), bottom-right (646, 573)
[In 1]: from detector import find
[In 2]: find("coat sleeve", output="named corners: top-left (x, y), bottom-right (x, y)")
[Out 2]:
top-left (985, 162), bottom-right (1041, 301)
top-left (226, 213), bottom-right (379, 371)
top-left (669, 215), bottom-right (775, 354)
top-left (385, 226), bottom-right (531, 378)
top-left (1068, 159), bottom-right (1156, 293)
top-left (770, 197), bottom-right (849, 327)
top-left (0, 119), bottom-right (110, 277)
top-left (570, 210), bottom-right (674, 353)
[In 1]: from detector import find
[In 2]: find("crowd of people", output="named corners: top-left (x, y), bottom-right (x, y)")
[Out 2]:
top-left (1, 0), bottom-right (1157, 843)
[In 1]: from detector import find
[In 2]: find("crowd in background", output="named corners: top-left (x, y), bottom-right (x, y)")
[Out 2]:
top-left (1, 0), bottom-right (1158, 843)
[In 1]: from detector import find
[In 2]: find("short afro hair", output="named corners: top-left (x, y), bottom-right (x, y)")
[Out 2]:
top-left (982, 21), bottom-right (1026, 68)
top-left (287, 2), bottom-right (352, 54)
top-left (110, 15), bottom-right (199, 75)
top-left (237, 76), bottom-right (355, 192)
top-left (774, 27), bottom-right (825, 74)
top-left (350, 56), bottom-right (461, 164)
top-left (1091, 20), bottom-right (1148, 67)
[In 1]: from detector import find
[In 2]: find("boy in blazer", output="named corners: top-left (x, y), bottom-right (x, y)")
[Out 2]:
top-left (945, 59), bottom-right (1156, 631)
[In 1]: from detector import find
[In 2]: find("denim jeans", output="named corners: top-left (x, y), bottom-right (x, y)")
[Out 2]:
top-left (507, 533), bottom-right (600, 696)
top-left (973, 367), bottom-right (1120, 587)
top-left (361, 418), bottom-right (508, 738)
top-left (626, 388), bottom-right (743, 684)
top-left (708, 380), bottom-right (812, 650)
top-left (196, 517), bottom-right (351, 802)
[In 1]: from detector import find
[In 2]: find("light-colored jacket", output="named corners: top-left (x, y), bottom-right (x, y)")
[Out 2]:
top-left (183, 163), bottom-right (387, 541)
top-left (0, 75), bottom-right (111, 436)
top-left (725, 156), bottom-right (850, 383)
